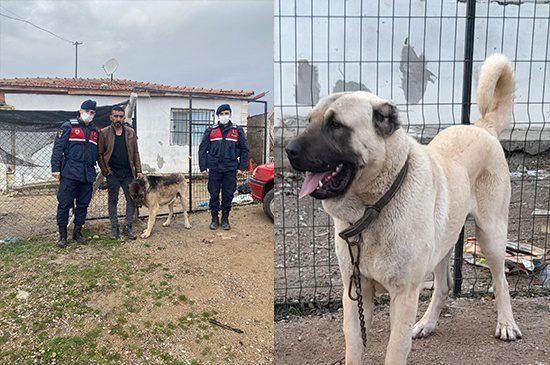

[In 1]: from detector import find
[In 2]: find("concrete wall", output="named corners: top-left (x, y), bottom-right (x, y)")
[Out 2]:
top-left (275, 0), bottom-right (550, 126)
top-left (2, 93), bottom-right (249, 188)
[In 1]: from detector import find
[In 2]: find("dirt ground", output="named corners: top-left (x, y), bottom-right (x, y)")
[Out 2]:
top-left (275, 297), bottom-right (550, 365)
top-left (0, 204), bottom-right (274, 365)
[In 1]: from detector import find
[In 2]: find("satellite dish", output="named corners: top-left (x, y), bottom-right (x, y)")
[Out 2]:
top-left (102, 58), bottom-right (119, 80)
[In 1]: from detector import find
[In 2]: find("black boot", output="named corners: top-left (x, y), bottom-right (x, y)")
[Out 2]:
top-left (209, 211), bottom-right (219, 230)
top-left (221, 211), bottom-right (231, 230)
top-left (73, 225), bottom-right (87, 244)
top-left (110, 225), bottom-right (120, 240)
top-left (122, 225), bottom-right (137, 240)
top-left (57, 225), bottom-right (68, 248)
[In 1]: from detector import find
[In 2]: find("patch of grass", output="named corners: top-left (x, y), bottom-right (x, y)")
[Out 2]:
top-left (0, 228), bottom-right (237, 364)
top-left (150, 348), bottom-right (185, 365)
top-left (140, 262), bottom-right (162, 273)
top-left (123, 296), bottom-right (140, 314)
top-left (148, 283), bottom-right (174, 302)
top-left (82, 229), bottom-right (120, 249)
top-left (0, 332), bottom-right (9, 346)
top-left (152, 321), bottom-right (174, 339)
top-left (0, 229), bottom-right (142, 362)
top-left (0, 237), bottom-right (51, 268)
top-left (2, 328), bottom-right (116, 365)
top-left (176, 293), bottom-right (195, 305)
top-left (109, 324), bottom-right (130, 340)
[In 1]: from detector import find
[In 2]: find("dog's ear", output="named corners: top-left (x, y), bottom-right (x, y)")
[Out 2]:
top-left (372, 101), bottom-right (400, 137)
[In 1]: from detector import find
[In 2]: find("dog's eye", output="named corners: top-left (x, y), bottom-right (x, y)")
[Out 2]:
top-left (330, 119), bottom-right (343, 128)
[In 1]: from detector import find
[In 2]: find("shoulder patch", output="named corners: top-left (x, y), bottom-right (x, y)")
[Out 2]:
top-left (57, 129), bottom-right (64, 138)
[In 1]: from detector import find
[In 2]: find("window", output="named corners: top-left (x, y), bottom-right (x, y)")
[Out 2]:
top-left (170, 108), bottom-right (214, 146)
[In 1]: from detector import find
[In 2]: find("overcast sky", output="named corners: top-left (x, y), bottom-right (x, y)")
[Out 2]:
top-left (0, 0), bottom-right (273, 114)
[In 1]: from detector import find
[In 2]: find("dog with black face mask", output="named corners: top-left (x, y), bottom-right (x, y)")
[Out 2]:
top-left (286, 54), bottom-right (521, 365)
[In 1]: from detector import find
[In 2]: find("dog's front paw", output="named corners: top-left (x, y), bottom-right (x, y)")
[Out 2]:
top-left (162, 221), bottom-right (171, 227)
top-left (184, 223), bottom-right (192, 229)
top-left (495, 321), bottom-right (522, 341)
top-left (412, 320), bottom-right (436, 339)
top-left (141, 231), bottom-right (151, 239)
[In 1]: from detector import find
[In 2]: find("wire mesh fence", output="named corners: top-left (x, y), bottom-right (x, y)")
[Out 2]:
top-left (187, 99), bottom-right (270, 212)
top-left (0, 99), bottom-right (270, 238)
top-left (274, 0), bottom-right (550, 317)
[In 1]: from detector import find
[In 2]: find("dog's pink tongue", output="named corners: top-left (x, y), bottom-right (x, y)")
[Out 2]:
top-left (299, 172), bottom-right (331, 198)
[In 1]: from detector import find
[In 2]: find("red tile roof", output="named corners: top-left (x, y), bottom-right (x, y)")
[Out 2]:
top-left (0, 77), bottom-right (254, 98)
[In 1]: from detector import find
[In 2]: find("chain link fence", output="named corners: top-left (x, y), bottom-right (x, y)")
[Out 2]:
top-left (0, 98), bottom-right (271, 238)
top-left (274, 0), bottom-right (550, 317)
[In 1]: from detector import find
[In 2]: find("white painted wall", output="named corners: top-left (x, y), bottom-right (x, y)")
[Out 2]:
top-left (135, 96), bottom-right (248, 173)
top-left (2, 92), bottom-right (248, 188)
top-left (275, 0), bottom-right (550, 126)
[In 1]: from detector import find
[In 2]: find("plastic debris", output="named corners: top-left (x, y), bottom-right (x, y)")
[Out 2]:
top-left (16, 290), bottom-right (30, 300)
top-left (238, 179), bottom-right (252, 194)
top-left (464, 236), bottom-right (547, 274)
top-left (232, 193), bottom-right (253, 205)
top-left (538, 265), bottom-right (550, 287)
top-left (0, 236), bottom-right (23, 244)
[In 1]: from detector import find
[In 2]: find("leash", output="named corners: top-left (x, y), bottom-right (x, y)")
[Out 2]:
top-left (335, 159), bottom-right (410, 355)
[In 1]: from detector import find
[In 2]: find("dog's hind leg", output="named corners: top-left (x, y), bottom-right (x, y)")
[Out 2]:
top-left (475, 222), bottom-right (522, 340)
top-left (163, 203), bottom-right (174, 227)
top-left (178, 191), bottom-right (191, 229)
top-left (412, 249), bottom-right (452, 339)
top-left (473, 171), bottom-right (521, 341)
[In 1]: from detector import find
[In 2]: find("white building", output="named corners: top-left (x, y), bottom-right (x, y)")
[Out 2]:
top-left (0, 77), bottom-right (254, 187)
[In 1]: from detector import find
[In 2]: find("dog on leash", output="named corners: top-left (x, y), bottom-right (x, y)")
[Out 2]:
top-left (285, 54), bottom-right (521, 364)
top-left (129, 174), bottom-right (192, 238)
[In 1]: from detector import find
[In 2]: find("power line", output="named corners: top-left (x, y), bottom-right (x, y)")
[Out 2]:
top-left (0, 6), bottom-right (84, 77)
top-left (0, 4), bottom-right (21, 18)
top-left (0, 10), bottom-right (75, 44)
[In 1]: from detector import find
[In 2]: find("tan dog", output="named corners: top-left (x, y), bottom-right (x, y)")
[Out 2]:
top-left (285, 54), bottom-right (521, 365)
top-left (129, 174), bottom-right (192, 238)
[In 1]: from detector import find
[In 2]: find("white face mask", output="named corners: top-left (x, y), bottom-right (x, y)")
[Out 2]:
top-left (80, 112), bottom-right (94, 123)
top-left (218, 115), bottom-right (230, 125)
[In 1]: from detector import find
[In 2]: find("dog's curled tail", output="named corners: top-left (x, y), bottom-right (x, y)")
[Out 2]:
top-left (474, 54), bottom-right (514, 137)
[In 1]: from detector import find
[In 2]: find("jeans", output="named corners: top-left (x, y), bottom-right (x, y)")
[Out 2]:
top-left (106, 173), bottom-right (135, 229)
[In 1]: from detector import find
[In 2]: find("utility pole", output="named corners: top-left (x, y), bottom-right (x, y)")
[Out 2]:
top-left (73, 41), bottom-right (82, 78)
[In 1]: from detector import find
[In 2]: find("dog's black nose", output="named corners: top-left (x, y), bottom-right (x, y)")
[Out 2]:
top-left (285, 140), bottom-right (301, 159)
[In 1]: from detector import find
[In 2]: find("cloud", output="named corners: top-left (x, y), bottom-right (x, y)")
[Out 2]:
top-left (0, 0), bottom-right (274, 112)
